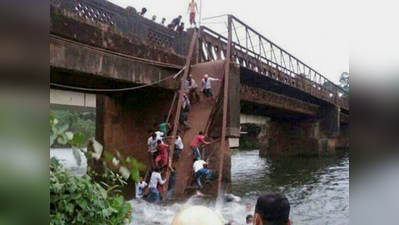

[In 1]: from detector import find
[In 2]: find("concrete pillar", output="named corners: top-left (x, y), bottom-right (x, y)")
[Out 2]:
top-left (259, 119), bottom-right (321, 156)
top-left (96, 87), bottom-right (175, 166)
top-left (337, 123), bottom-right (349, 149)
top-left (258, 104), bottom-right (342, 156)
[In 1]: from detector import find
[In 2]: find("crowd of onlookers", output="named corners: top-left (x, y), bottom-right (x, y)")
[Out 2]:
top-left (136, 0), bottom-right (199, 34)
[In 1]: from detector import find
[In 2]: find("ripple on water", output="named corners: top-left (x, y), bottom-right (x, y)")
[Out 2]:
top-left (128, 150), bottom-right (349, 225)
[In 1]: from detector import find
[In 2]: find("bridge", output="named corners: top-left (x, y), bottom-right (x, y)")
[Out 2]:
top-left (50, 0), bottom-right (349, 198)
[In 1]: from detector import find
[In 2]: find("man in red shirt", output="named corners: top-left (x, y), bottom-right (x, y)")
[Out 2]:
top-left (190, 131), bottom-right (210, 160)
top-left (155, 140), bottom-right (169, 168)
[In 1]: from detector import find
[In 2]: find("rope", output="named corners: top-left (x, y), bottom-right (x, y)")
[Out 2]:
top-left (50, 67), bottom-right (185, 92)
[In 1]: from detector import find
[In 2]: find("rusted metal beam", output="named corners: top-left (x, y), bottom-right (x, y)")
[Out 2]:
top-left (240, 85), bottom-right (319, 115)
top-left (163, 30), bottom-right (198, 201)
top-left (217, 15), bottom-right (232, 195)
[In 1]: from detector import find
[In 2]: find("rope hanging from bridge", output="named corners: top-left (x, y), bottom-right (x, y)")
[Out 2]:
top-left (50, 66), bottom-right (185, 92)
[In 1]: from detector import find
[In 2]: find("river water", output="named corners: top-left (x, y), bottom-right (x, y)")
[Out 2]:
top-left (128, 150), bottom-right (349, 225)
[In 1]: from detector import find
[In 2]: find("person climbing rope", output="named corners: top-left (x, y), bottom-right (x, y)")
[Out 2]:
top-left (189, 131), bottom-right (210, 160)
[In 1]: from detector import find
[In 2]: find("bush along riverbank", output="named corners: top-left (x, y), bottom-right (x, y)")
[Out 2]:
top-left (50, 112), bottom-right (145, 224)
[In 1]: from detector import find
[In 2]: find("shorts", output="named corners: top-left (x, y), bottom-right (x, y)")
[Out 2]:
top-left (203, 88), bottom-right (213, 98)
top-left (190, 13), bottom-right (196, 24)
top-left (174, 148), bottom-right (183, 157)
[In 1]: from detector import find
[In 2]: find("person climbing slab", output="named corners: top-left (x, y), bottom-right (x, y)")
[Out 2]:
top-left (155, 140), bottom-right (169, 168)
top-left (201, 74), bottom-right (220, 102)
top-left (190, 131), bottom-right (210, 160)
top-left (186, 74), bottom-right (200, 103)
top-left (193, 158), bottom-right (212, 188)
top-left (174, 132), bottom-right (184, 160)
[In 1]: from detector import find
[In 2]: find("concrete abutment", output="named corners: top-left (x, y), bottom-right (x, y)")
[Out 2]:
top-left (258, 104), bottom-right (345, 156)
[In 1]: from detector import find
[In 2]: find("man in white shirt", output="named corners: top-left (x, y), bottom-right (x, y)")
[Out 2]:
top-left (148, 132), bottom-right (162, 165)
top-left (187, 0), bottom-right (198, 27)
top-left (201, 74), bottom-right (220, 102)
top-left (135, 176), bottom-right (147, 199)
top-left (174, 133), bottom-right (184, 160)
top-left (148, 168), bottom-right (168, 203)
top-left (193, 158), bottom-right (213, 188)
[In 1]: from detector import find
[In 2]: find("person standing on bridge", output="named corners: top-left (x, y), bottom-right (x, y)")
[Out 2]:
top-left (190, 131), bottom-right (210, 160)
top-left (201, 74), bottom-right (220, 102)
top-left (187, 0), bottom-right (199, 27)
top-left (168, 15), bottom-right (182, 30)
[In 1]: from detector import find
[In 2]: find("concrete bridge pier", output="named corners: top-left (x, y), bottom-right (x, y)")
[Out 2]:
top-left (259, 104), bottom-right (342, 156)
top-left (96, 87), bottom-right (175, 166)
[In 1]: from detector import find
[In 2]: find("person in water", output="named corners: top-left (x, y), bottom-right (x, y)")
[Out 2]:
top-left (135, 176), bottom-right (147, 199)
top-left (148, 167), bottom-right (168, 203)
top-left (246, 214), bottom-right (254, 224)
top-left (193, 158), bottom-right (212, 188)
top-left (254, 193), bottom-right (291, 225)
top-left (201, 74), bottom-right (220, 102)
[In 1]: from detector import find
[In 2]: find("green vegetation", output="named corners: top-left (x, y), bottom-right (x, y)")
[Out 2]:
top-left (50, 164), bottom-right (131, 225)
top-left (50, 112), bottom-right (145, 225)
top-left (52, 110), bottom-right (95, 147)
top-left (340, 72), bottom-right (349, 92)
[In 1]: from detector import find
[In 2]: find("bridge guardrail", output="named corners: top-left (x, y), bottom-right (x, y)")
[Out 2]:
top-left (199, 15), bottom-right (349, 110)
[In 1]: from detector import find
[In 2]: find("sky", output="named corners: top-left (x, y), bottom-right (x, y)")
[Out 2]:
top-left (105, 0), bottom-right (394, 85)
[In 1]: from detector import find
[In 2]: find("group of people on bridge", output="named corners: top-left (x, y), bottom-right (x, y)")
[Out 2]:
top-left (137, 0), bottom-right (199, 34)
top-left (135, 73), bottom-right (221, 204)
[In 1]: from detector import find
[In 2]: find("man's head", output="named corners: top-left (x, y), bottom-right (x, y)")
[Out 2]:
top-left (152, 15), bottom-right (157, 21)
top-left (139, 176), bottom-right (144, 182)
top-left (254, 193), bottom-right (290, 225)
top-left (246, 215), bottom-right (254, 224)
top-left (181, 22), bottom-right (185, 26)
top-left (157, 140), bottom-right (162, 145)
top-left (151, 132), bottom-right (157, 139)
top-left (178, 15), bottom-right (182, 19)
top-left (204, 74), bottom-right (209, 79)
top-left (162, 18), bottom-right (166, 24)
top-left (141, 7), bottom-right (147, 15)
top-left (199, 131), bottom-right (204, 135)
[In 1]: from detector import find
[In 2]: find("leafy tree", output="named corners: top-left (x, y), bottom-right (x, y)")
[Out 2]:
top-left (340, 72), bottom-right (349, 92)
